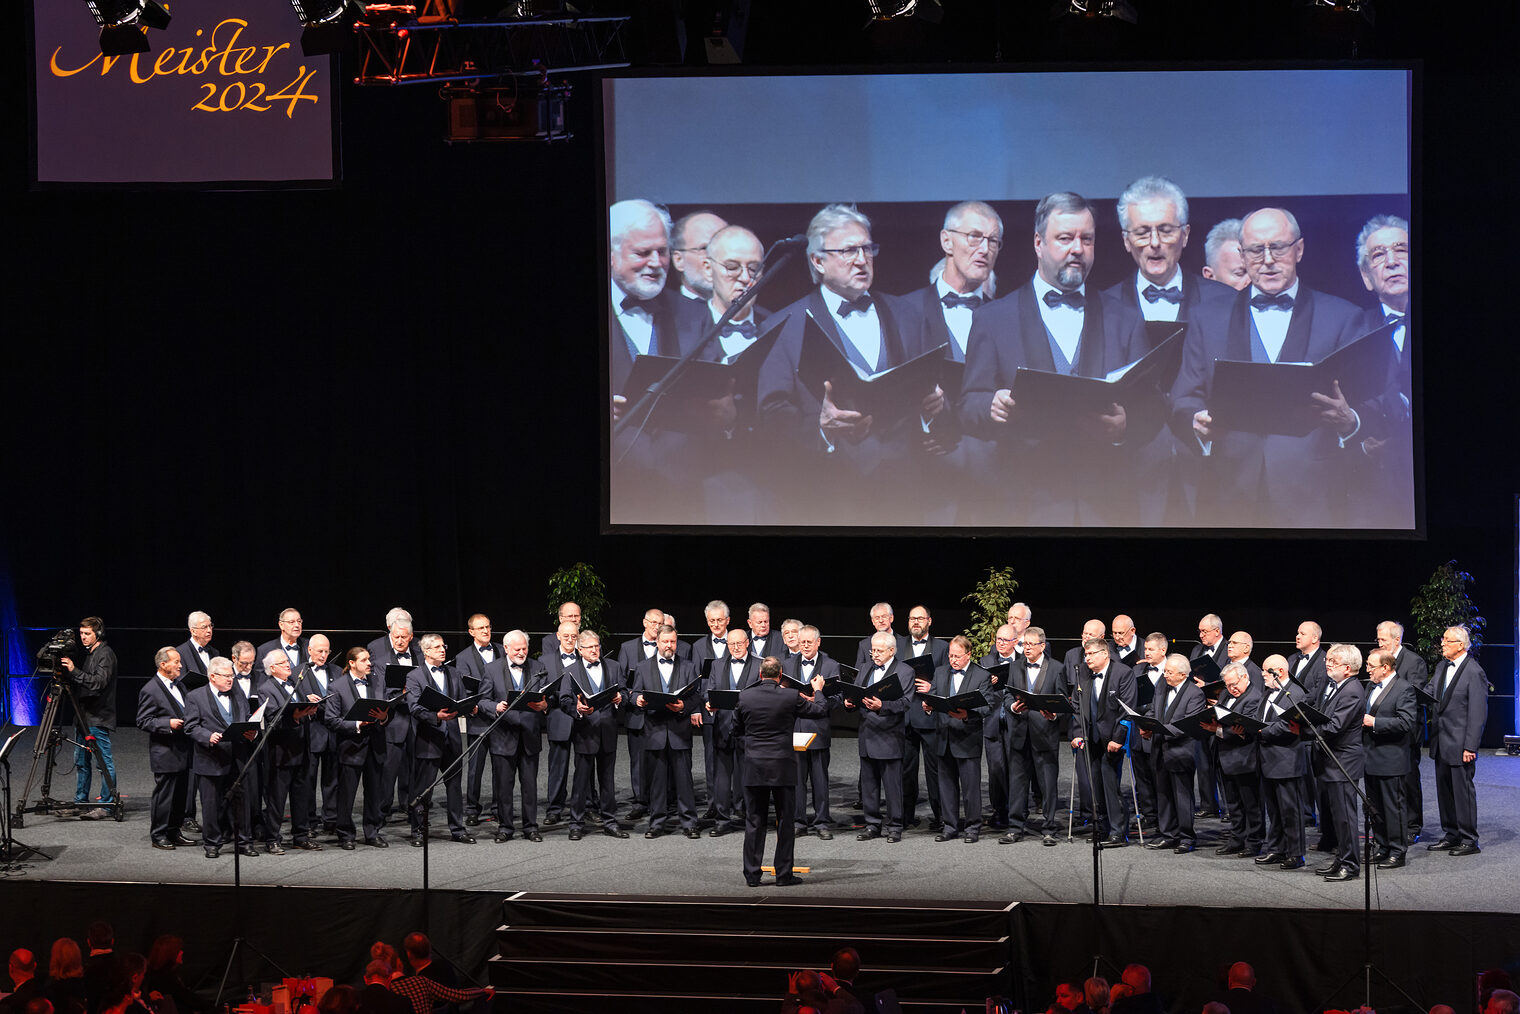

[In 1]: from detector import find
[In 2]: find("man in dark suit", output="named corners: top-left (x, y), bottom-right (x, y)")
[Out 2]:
top-left (540, 602), bottom-right (580, 656)
top-left (849, 631), bottom-right (915, 843)
top-left (1377, 619), bottom-right (1430, 842)
top-left (224, 640), bottom-right (273, 842)
top-left (370, 619), bottom-right (423, 823)
top-left (480, 630), bottom-right (550, 842)
top-left (1109, 614), bottom-right (1142, 669)
top-left (1189, 613), bottom-right (1227, 817)
top-left (1170, 207), bottom-right (1368, 527)
top-left (562, 630), bottom-right (629, 841)
top-left (1347, 215), bottom-right (1415, 529)
top-left (1201, 219), bottom-right (1251, 291)
top-left (756, 203), bottom-right (947, 526)
top-left (1200, 662), bottom-right (1265, 857)
top-left (256, 607), bottom-right (309, 676)
top-left (406, 633), bottom-right (476, 846)
top-left (177, 610), bottom-right (220, 677)
top-left (744, 603), bottom-right (781, 661)
top-left (1062, 619), bottom-right (1113, 819)
top-left (1307, 644), bottom-right (1366, 881)
top-left (668, 210), bottom-right (727, 303)
top-left (958, 191), bottom-right (1149, 526)
top-left (1287, 620), bottom-right (1331, 837)
top-left (631, 625), bottom-right (701, 840)
top-left (918, 635), bottom-right (990, 843)
top-left (1101, 177), bottom-right (1239, 523)
top-left (541, 619), bottom-right (581, 825)
top-left (1066, 637), bottom-right (1137, 847)
top-left (136, 646), bottom-right (197, 850)
top-left (1428, 626), bottom-right (1488, 856)
top-left (690, 600), bottom-right (734, 816)
top-left (783, 625), bottom-right (840, 839)
top-left (616, 607), bottom-right (668, 820)
top-left (735, 656), bottom-right (829, 886)
top-left (184, 657), bottom-right (258, 858)
top-left (998, 626), bottom-right (1066, 847)
top-left (705, 628), bottom-right (759, 837)
top-left (296, 633), bottom-right (340, 835)
top-left (854, 602), bottom-right (910, 671)
top-left (980, 623), bottom-right (1022, 831)
top-left (902, 604), bottom-right (949, 831)
top-left (1129, 633), bottom-right (1168, 832)
top-left (609, 199), bottom-right (679, 401)
top-left (257, 650), bottom-right (322, 852)
top-left (453, 613), bottom-right (500, 827)
top-left (1254, 654), bottom-right (1310, 870)
top-left (1362, 649), bottom-right (1416, 868)
top-left (1141, 654), bottom-right (1207, 853)
top-left (323, 650), bottom-right (391, 848)
top-left (57, 616), bottom-right (118, 818)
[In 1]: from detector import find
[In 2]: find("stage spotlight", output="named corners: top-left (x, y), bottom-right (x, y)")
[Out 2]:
top-left (84, 0), bottom-right (171, 56)
top-left (865, 0), bottom-right (942, 22)
top-left (1049, 0), bottom-right (1137, 25)
top-left (290, 0), bottom-right (367, 56)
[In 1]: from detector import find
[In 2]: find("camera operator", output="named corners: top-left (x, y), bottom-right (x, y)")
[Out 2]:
top-left (57, 616), bottom-right (119, 820)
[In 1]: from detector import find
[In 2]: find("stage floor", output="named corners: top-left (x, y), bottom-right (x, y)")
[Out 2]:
top-left (5, 727), bottom-right (1518, 913)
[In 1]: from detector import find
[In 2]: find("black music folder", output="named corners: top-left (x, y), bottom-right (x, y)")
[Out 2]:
top-left (418, 685), bottom-right (483, 715)
top-left (903, 654), bottom-right (937, 681)
top-left (508, 675), bottom-right (562, 707)
top-left (180, 672), bottom-right (209, 692)
top-left (836, 671), bottom-right (906, 705)
top-left (1411, 682), bottom-right (1439, 706)
top-left (1289, 701), bottom-right (1332, 728)
top-left (1197, 679), bottom-right (1227, 701)
top-left (341, 695), bottom-right (401, 723)
top-left (1008, 687), bottom-right (1074, 715)
top-left (621, 315), bottom-right (786, 403)
top-left (574, 681), bottom-right (623, 710)
top-left (706, 688), bottom-right (741, 711)
top-left (983, 661), bottom-right (1012, 686)
top-left (1009, 328), bottom-right (1185, 418)
top-left (384, 664), bottom-right (414, 691)
top-left (1207, 321), bottom-right (1397, 437)
top-left (798, 311), bottom-right (949, 422)
top-left (1189, 653), bottom-right (1222, 685)
top-left (780, 670), bottom-right (839, 692)
top-left (920, 690), bottom-right (990, 714)
top-left (1210, 705), bottom-right (1267, 734)
top-left (641, 679), bottom-right (702, 709)
top-left (1119, 701), bottom-right (1171, 736)
top-left (1171, 707), bottom-right (1216, 739)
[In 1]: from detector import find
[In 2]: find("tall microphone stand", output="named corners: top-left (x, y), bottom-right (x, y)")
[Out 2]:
top-left (1284, 685), bottom-right (1420, 1013)
top-left (613, 236), bottom-right (805, 452)
top-left (214, 695), bottom-right (295, 1008)
top-left (1061, 681), bottom-right (1119, 983)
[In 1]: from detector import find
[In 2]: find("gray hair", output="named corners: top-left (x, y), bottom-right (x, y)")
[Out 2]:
top-left (799, 624), bottom-right (821, 639)
top-left (187, 611), bottom-right (211, 629)
top-left (806, 204), bottom-right (872, 282)
top-left (748, 602), bottom-right (770, 618)
top-left (1443, 625), bottom-right (1471, 649)
top-left (704, 599), bottom-right (730, 618)
top-left (154, 646), bottom-right (178, 671)
top-left (1355, 214), bottom-right (1410, 272)
top-left (208, 657), bottom-right (234, 676)
top-left (1327, 643), bottom-right (1363, 670)
top-left (418, 633), bottom-right (445, 651)
top-left (1203, 219), bottom-right (1243, 271)
top-left (1242, 207), bottom-right (1302, 241)
top-left (385, 607), bottom-right (412, 630)
top-left (1166, 653), bottom-right (1192, 675)
top-left (1024, 626), bottom-right (1047, 644)
top-left (1376, 620), bottom-right (1405, 641)
top-left (390, 620), bottom-right (413, 635)
top-left (1116, 175), bottom-right (1189, 230)
top-left (944, 200), bottom-right (1003, 234)
top-left (1200, 613), bottom-right (1223, 633)
top-left (503, 629), bottom-right (529, 648)
top-left (1220, 661), bottom-right (1249, 682)
top-left (230, 640), bottom-right (256, 660)
top-left (1144, 631), bottom-right (1168, 648)
top-left (262, 649), bottom-right (292, 672)
top-left (609, 198), bottom-right (672, 253)
top-left (1034, 192), bottom-right (1093, 236)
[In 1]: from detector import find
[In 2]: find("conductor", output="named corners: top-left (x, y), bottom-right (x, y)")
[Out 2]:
top-left (735, 656), bottom-right (828, 887)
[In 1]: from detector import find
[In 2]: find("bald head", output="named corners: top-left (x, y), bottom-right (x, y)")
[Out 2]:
top-left (1227, 963), bottom-right (1255, 990)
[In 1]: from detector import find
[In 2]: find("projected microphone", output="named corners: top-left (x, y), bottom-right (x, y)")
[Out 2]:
top-left (764, 234), bottom-right (807, 259)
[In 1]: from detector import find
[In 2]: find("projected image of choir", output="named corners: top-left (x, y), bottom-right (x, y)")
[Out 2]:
top-left (607, 182), bottom-right (1414, 531)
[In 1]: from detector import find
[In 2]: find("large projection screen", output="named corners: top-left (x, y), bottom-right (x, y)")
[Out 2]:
top-left (603, 68), bottom-right (1416, 535)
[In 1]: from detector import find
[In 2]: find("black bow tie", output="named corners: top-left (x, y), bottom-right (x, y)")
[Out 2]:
top-left (803, 659), bottom-right (815, 667)
top-left (217, 691), bottom-right (230, 700)
top-left (585, 663), bottom-right (600, 670)
top-left (510, 663), bottom-right (522, 670)
top-left (561, 653), bottom-right (575, 660)
top-left (1042, 288), bottom-right (1084, 310)
top-left (941, 292), bottom-right (983, 310)
top-left (951, 669), bottom-right (965, 677)
top-left (1141, 284), bottom-right (1182, 305)
top-left (836, 294), bottom-right (873, 317)
top-left (620, 294), bottom-right (648, 313)
top-left (913, 639), bottom-right (927, 645)
top-left (643, 640), bottom-right (657, 647)
top-left (1250, 292), bottom-right (1295, 311)
top-left (719, 320), bottom-right (756, 340)
top-left (658, 656), bottom-right (673, 664)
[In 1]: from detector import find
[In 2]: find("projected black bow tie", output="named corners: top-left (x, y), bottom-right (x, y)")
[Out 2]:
top-left (1250, 292), bottom-right (1295, 310)
top-left (836, 294), bottom-right (873, 317)
top-left (1142, 284), bottom-right (1182, 305)
top-left (940, 292), bottom-right (983, 310)
top-left (1042, 288), bottom-right (1084, 310)
top-left (720, 321), bottom-right (757, 339)
top-left (620, 294), bottom-right (648, 313)
top-left (1385, 310), bottom-right (1405, 325)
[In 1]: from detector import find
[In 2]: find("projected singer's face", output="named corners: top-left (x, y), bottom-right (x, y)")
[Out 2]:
top-left (815, 223), bottom-right (874, 300)
top-left (940, 207), bottom-right (1001, 290)
top-left (1241, 210), bottom-right (1303, 295)
top-left (1359, 225), bottom-right (1410, 310)
top-left (1121, 196), bottom-right (1189, 286)
top-left (611, 218), bottom-right (670, 301)
top-left (1035, 209), bottom-right (1095, 291)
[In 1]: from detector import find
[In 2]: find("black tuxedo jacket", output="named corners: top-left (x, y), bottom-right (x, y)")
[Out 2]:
top-left (1001, 655), bottom-right (1067, 752)
top-left (561, 659), bottom-right (626, 754)
top-left (1149, 679), bottom-right (1206, 771)
top-left (1257, 686), bottom-right (1311, 780)
top-left (1066, 660), bottom-right (1137, 748)
top-left (136, 676), bottom-right (192, 773)
top-left (1362, 676), bottom-right (1416, 776)
top-left (185, 683), bottom-right (253, 777)
top-left (256, 675), bottom-right (315, 768)
top-left (633, 656), bottom-right (699, 751)
top-left (255, 636), bottom-right (309, 677)
top-left (706, 654), bottom-right (760, 748)
top-left (540, 647), bottom-right (581, 742)
top-left (481, 657), bottom-right (549, 757)
top-left (736, 680), bottom-right (827, 786)
top-left (323, 673), bottom-right (389, 767)
top-left (407, 663), bottom-right (469, 759)
top-left (855, 633), bottom-right (911, 672)
top-left (977, 651), bottom-right (1020, 741)
top-left (1312, 678), bottom-right (1366, 782)
top-left (781, 652), bottom-right (841, 750)
top-left (854, 659), bottom-right (914, 760)
top-left (1101, 271), bottom-right (1238, 337)
top-left (175, 639), bottom-right (222, 676)
top-left (368, 643), bottom-right (422, 745)
top-left (294, 662), bottom-right (339, 754)
top-left (611, 284), bottom-right (684, 395)
top-left (453, 642), bottom-right (503, 733)
top-left (1429, 655), bottom-right (1488, 762)
top-left (928, 664), bottom-right (991, 758)
top-left (1212, 686), bottom-right (1264, 777)
top-left (1286, 648), bottom-right (1329, 700)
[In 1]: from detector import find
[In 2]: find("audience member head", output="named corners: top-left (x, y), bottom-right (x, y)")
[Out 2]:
top-left (25, 1001), bottom-right (53, 1014)
top-left (1052, 981), bottom-right (1083, 1011)
top-left (362, 961), bottom-right (392, 986)
top-left (786, 969), bottom-right (831, 1013)
top-left (1084, 976), bottom-right (1110, 1012)
top-left (1202, 1003), bottom-right (1229, 1014)
top-left (145, 936), bottom-right (183, 976)
top-left (1486, 989), bottom-right (1520, 1014)
top-left (50, 938), bottom-right (84, 980)
top-left (317, 984), bottom-right (359, 1014)
top-left (369, 942), bottom-right (402, 978)
top-left (1122, 964), bottom-right (1152, 994)
top-left (1429, 1006), bottom-right (1456, 1014)
top-left (1227, 961), bottom-right (1256, 990)
top-left (1481, 971), bottom-right (1515, 1005)
top-left (86, 921), bottom-right (114, 953)
top-left (830, 947), bottom-right (860, 983)
top-left (402, 933), bottom-right (432, 970)
top-left (8, 949), bottom-right (37, 987)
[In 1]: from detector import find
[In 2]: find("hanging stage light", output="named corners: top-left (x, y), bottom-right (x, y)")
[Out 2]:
top-left (289, 0), bottom-right (368, 57)
top-left (83, 0), bottom-right (171, 56)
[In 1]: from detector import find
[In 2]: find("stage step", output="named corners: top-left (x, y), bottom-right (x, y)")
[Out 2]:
top-left (490, 893), bottom-right (1012, 1011)
top-left (487, 989), bottom-right (976, 1013)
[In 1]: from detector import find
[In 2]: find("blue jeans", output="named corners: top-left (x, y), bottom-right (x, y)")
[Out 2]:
top-left (74, 727), bottom-right (117, 803)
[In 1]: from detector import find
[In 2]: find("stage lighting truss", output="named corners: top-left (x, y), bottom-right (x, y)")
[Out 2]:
top-left (84, 0), bottom-right (171, 55)
top-left (354, 10), bottom-right (630, 87)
